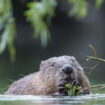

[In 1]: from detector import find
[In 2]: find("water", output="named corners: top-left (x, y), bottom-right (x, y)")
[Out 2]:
top-left (0, 94), bottom-right (105, 105)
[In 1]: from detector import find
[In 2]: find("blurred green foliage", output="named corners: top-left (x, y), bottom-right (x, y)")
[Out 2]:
top-left (25, 0), bottom-right (57, 47)
top-left (95, 0), bottom-right (103, 8)
top-left (0, 0), bottom-right (16, 61)
top-left (68, 0), bottom-right (88, 20)
top-left (0, 0), bottom-right (104, 60)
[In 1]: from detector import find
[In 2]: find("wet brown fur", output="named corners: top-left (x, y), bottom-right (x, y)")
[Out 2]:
top-left (6, 56), bottom-right (90, 95)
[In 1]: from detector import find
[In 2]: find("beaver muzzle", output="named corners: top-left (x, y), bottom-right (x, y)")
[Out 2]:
top-left (62, 65), bottom-right (73, 74)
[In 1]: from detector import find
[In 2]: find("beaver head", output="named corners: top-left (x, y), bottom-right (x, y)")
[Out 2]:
top-left (40, 56), bottom-right (81, 86)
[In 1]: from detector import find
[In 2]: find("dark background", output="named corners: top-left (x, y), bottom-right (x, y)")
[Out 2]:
top-left (0, 0), bottom-right (105, 92)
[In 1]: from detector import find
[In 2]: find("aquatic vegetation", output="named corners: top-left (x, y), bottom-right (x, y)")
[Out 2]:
top-left (65, 83), bottom-right (105, 96)
top-left (65, 83), bottom-right (80, 96)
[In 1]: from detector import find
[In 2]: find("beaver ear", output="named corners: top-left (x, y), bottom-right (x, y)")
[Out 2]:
top-left (71, 56), bottom-right (76, 62)
top-left (40, 61), bottom-right (46, 70)
top-left (71, 56), bottom-right (83, 71)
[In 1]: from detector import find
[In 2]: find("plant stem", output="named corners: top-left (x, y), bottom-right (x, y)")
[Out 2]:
top-left (81, 84), bottom-right (105, 91)
top-left (87, 56), bottom-right (105, 62)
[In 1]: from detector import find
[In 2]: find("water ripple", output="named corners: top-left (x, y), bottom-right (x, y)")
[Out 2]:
top-left (0, 94), bottom-right (105, 102)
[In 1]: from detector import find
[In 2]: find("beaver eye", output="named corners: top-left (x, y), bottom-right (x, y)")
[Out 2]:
top-left (51, 63), bottom-right (55, 67)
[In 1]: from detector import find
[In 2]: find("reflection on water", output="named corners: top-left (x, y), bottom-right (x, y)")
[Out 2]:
top-left (0, 94), bottom-right (105, 105)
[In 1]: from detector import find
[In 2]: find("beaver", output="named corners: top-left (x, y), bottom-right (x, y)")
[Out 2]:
top-left (6, 56), bottom-right (90, 95)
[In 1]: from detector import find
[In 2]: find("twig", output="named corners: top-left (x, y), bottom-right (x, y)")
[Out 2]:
top-left (88, 61), bottom-right (101, 75)
top-left (86, 44), bottom-right (105, 74)
top-left (81, 84), bottom-right (105, 91)
top-left (66, 83), bottom-right (105, 96)
top-left (91, 86), bottom-right (105, 91)
top-left (87, 56), bottom-right (105, 62)
top-left (89, 44), bottom-right (97, 57)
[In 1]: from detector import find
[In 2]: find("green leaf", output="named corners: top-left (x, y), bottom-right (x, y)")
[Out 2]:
top-left (76, 86), bottom-right (80, 95)
top-left (65, 83), bottom-right (81, 96)
top-left (95, 0), bottom-right (103, 8)
top-left (7, 21), bottom-right (16, 62)
top-left (68, 86), bottom-right (75, 96)
top-left (65, 84), bottom-right (71, 89)
top-left (68, 0), bottom-right (88, 20)
top-left (0, 27), bottom-right (9, 54)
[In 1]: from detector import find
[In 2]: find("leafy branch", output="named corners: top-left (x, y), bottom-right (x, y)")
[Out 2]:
top-left (0, 0), bottom-right (104, 60)
top-left (65, 83), bottom-right (105, 96)
top-left (24, 0), bottom-right (57, 47)
top-left (0, 0), bottom-right (16, 61)
top-left (24, 0), bottom-right (104, 47)
top-left (95, 0), bottom-right (104, 8)
top-left (68, 0), bottom-right (88, 20)
top-left (65, 84), bottom-right (80, 96)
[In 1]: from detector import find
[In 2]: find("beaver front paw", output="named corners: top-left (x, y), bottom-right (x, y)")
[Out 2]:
top-left (71, 80), bottom-right (80, 87)
top-left (58, 80), bottom-right (81, 95)
top-left (72, 80), bottom-right (90, 95)
top-left (58, 80), bottom-right (68, 95)
top-left (71, 80), bottom-right (81, 95)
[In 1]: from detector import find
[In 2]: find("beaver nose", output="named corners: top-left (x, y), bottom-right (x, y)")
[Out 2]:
top-left (62, 66), bottom-right (73, 73)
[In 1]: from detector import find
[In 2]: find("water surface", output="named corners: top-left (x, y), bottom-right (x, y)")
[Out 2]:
top-left (0, 94), bottom-right (105, 105)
